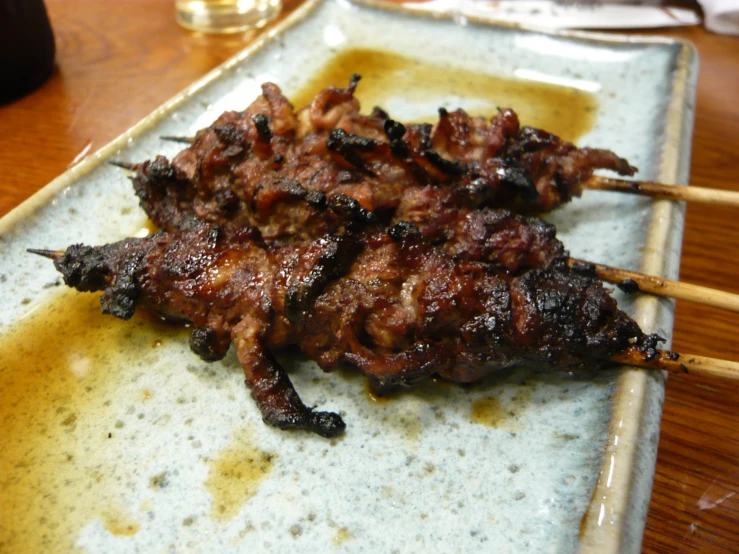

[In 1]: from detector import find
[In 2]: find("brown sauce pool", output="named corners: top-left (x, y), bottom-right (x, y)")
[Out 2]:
top-left (291, 48), bottom-right (598, 142)
top-left (470, 387), bottom-right (534, 431)
top-left (205, 429), bottom-right (276, 523)
top-left (0, 290), bottom-right (187, 553)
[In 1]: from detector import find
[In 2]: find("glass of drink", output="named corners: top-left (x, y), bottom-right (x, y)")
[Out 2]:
top-left (175, 0), bottom-right (283, 33)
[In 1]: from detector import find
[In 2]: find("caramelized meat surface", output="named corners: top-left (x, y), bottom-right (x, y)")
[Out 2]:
top-left (131, 77), bottom-right (631, 271)
top-left (41, 76), bottom-right (650, 438)
top-left (48, 223), bottom-right (652, 437)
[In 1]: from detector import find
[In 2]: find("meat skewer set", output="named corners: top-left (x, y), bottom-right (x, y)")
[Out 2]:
top-left (125, 76), bottom-right (739, 311)
top-left (31, 75), bottom-right (739, 437)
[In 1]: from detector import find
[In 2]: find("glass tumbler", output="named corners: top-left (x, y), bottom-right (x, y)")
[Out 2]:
top-left (175, 0), bottom-right (282, 33)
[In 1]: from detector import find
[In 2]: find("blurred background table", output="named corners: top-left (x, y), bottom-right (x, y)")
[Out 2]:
top-left (0, 1), bottom-right (736, 551)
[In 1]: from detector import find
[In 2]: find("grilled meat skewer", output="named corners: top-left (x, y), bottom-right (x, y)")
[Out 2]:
top-left (33, 222), bottom-right (659, 437)
top-left (132, 79), bottom-right (739, 311)
top-left (128, 76), bottom-right (634, 245)
top-left (134, 145), bottom-right (567, 273)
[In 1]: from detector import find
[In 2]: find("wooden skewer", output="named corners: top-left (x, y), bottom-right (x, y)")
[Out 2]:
top-left (584, 176), bottom-right (739, 208)
top-left (137, 138), bottom-right (739, 207)
top-left (103, 163), bottom-right (739, 312)
top-left (108, 160), bottom-right (139, 171)
top-left (117, 148), bottom-right (739, 208)
top-left (160, 135), bottom-right (195, 144)
top-left (613, 347), bottom-right (739, 382)
top-left (27, 248), bottom-right (65, 260)
top-left (568, 258), bottom-right (739, 313)
top-left (26, 250), bottom-right (739, 381)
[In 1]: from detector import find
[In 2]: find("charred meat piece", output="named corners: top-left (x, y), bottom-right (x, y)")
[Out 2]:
top-left (135, 142), bottom-right (566, 273)
top-left (131, 78), bottom-right (635, 244)
top-left (395, 187), bottom-right (566, 270)
top-left (39, 223), bottom-right (656, 437)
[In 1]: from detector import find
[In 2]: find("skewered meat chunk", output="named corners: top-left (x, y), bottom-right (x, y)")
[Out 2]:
top-left (40, 222), bottom-right (658, 437)
top-left (131, 76), bottom-right (635, 245)
top-left (136, 145), bottom-right (566, 273)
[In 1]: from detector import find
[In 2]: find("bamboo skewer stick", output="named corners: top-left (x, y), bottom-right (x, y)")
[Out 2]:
top-left (160, 135), bottom-right (195, 144)
top-left (30, 246), bottom-right (739, 314)
top-left (108, 160), bottom-right (138, 171)
top-left (584, 176), bottom-right (739, 208)
top-left (613, 348), bottom-right (739, 382)
top-left (568, 258), bottom-right (739, 313)
top-left (27, 248), bottom-right (65, 260)
top-left (120, 148), bottom-right (739, 209)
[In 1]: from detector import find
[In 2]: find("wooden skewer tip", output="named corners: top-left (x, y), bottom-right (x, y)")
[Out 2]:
top-left (109, 160), bottom-right (139, 171)
top-left (612, 347), bottom-right (739, 382)
top-left (27, 248), bottom-right (65, 260)
top-left (160, 135), bottom-right (194, 144)
top-left (584, 175), bottom-right (739, 209)
top-left (567, 258), bottom-right (739, 314)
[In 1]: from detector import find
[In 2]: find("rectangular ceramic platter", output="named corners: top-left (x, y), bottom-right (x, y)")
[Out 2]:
top-left (0, 1), bottom-right (696, 552)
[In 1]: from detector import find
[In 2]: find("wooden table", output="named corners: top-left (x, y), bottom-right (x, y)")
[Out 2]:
top-left (1, 1), bottom-right (737, 551)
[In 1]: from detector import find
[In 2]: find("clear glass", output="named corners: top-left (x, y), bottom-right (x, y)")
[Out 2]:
top-left (175, 0), bottom-right (282, 34)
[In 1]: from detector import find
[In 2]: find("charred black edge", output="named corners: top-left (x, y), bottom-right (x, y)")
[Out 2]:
top-left (305, 190), bottom-right (327, 209)
top-left (383, 119), bottom-right (409, 156)
top-left (100, 274), bottom-right (141, 320)
top-left (50, 242), bottom-right (148, 321)
top-left (326, 128), bottom-right (380, 169)
top-left (617, 278), bottom-right (640, 294)
top-left (636, 333), bottom-right (666, 362)
top-left (347, 73), bottom-right (361, 91)
top-left (247, 343), bottom-right (346, 438)
top-left (423, 150), bottom-right (464, 176)
top-left (498, 163), bottom-right (538, 199)
top-left (385, 118), bottom-right (406, 138)
top-left (388, 221), bottom-right (422, 242)
top-left (252, 114), bottom-right (273, 140)
top-left (189, 327), bottom-right (230, 362)
top-left (139, 156), bottom-right (178, 182)
top-left (213, 123), bottom-right (246, 146)
top-left (327, 194), bottom-right (379, 226)
top-left (285, 235), bottom-right (364, 328)
top-left (262, 407), bottom-right (346, 438)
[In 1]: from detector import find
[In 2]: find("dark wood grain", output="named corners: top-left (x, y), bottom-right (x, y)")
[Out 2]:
top-left (1, 2), bottom-right (737, 552)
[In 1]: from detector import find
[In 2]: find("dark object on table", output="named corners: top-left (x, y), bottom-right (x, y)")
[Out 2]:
top-left (0, 0), bottom-right (55, 103)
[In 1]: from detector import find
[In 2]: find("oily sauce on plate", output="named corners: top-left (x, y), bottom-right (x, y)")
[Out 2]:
top-left (291, 48), bottom-right (597, 143)
top-left (0, 291), bottom-right (186, 552)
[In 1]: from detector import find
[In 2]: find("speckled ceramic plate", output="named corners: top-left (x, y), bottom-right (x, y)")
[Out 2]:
top-left (0, 1), bottom-right (697, 552)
